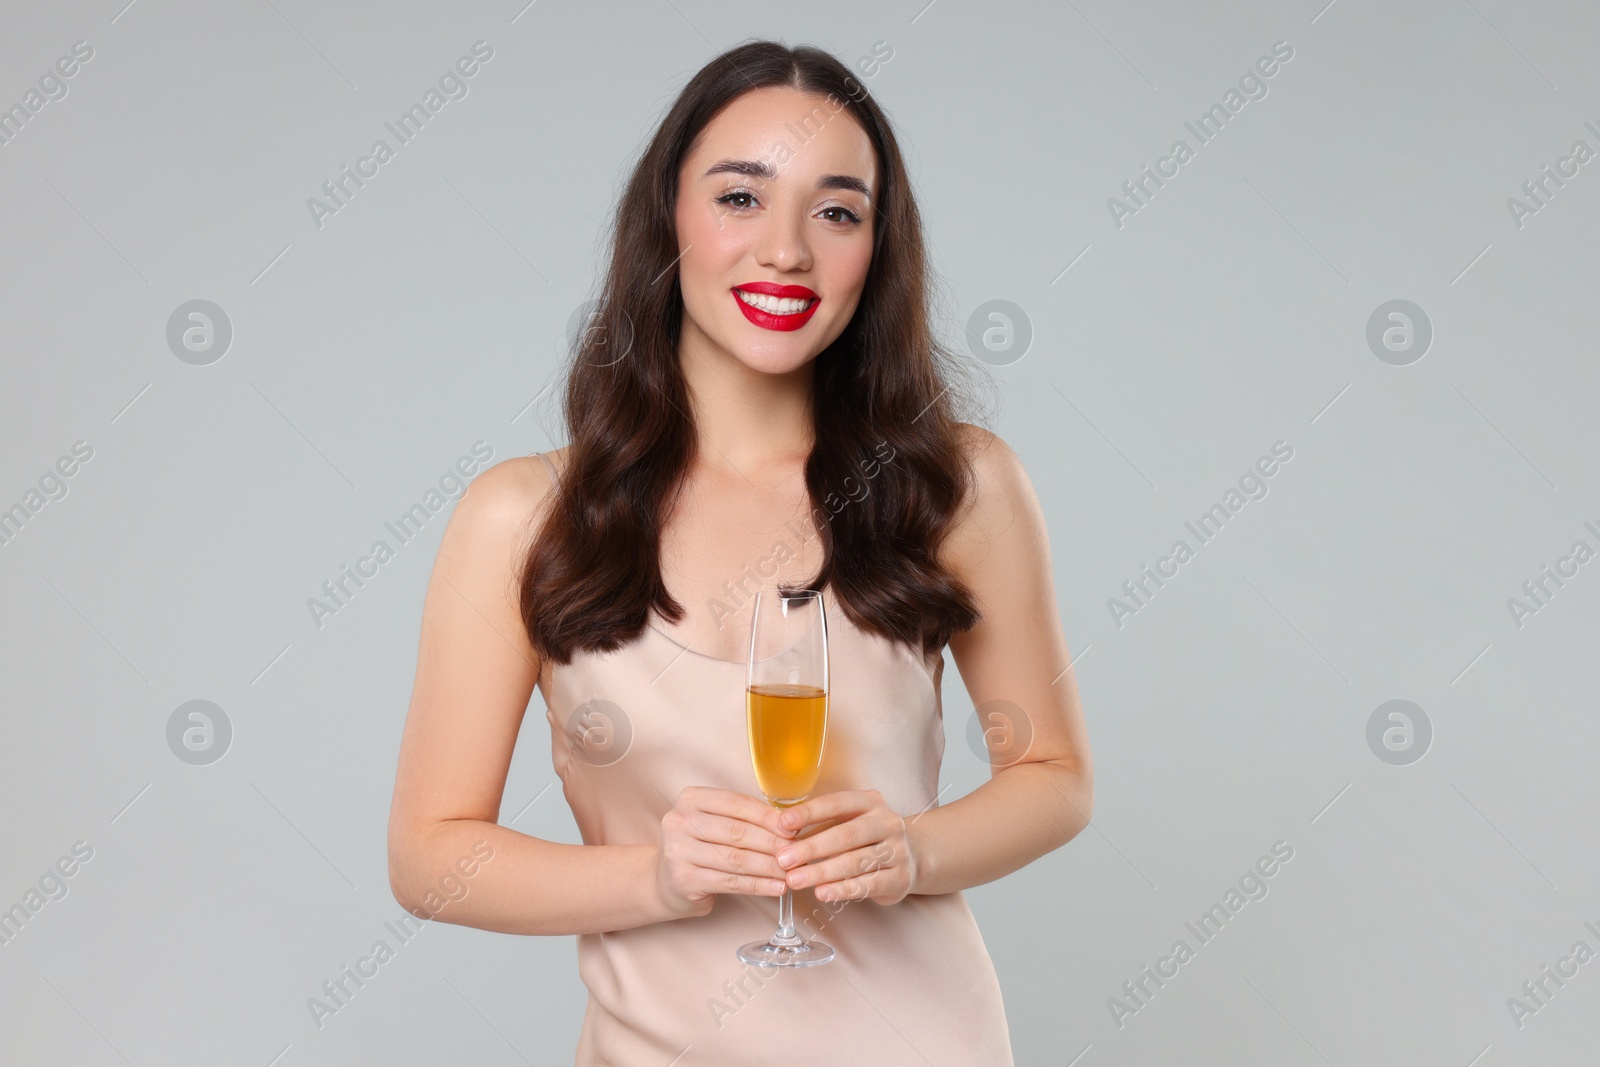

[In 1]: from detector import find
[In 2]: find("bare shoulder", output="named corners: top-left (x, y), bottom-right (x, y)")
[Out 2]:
top-left (451, 448), bottom-right (567, 562)
top-left (945, 423), bottom-right (1042, 573)
top-left (461, 447), bottom-right (566, 515)
top-left (953, 421), bottom-right (1016, 472)
top-left (469, 446), bottom-right (566, 497)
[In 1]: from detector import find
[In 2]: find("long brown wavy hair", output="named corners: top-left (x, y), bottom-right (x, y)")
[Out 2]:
top-left (521, 39), bottom-right (993, 666)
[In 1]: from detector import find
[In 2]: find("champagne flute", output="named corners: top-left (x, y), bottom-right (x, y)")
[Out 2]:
top-left (736, 588), bottom-right (836, 968)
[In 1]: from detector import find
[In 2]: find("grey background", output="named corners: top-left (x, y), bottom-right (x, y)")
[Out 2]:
top-left (2, 0), bottom-right (1596, 1064)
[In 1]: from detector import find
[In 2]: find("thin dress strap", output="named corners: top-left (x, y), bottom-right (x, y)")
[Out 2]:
top-left (534, 451), bottom-right (560, 488)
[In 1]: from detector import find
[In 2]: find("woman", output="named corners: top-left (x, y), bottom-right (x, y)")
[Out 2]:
top-left (387, 39), bottom-right (1093, 1066)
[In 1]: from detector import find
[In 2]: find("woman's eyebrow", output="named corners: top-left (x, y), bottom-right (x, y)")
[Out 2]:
top-left (703, 159), bottom-right (872, 202)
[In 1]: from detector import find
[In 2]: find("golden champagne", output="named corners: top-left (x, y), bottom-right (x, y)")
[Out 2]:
top-left (746, 683), bottom-right (827, 805)
top-left (737, 589), bottom-right (835, 967)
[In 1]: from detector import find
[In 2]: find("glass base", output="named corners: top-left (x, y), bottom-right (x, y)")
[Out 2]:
top-left (736, 936), bottom-right (835, 968)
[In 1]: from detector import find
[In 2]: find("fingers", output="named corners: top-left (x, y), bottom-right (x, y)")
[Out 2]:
top-left (662, 788), bottom-right (797, 901)
top-left (809, 858), bottom-right (907, 905)
top-left (775, 815), bottom-right (874, 871)
top-left (681, 837), bottom-right (788, 883)
top-left (663, 810), bottom-right (788, 878)
top-left (658, 816), bottom-right (788, 905)
top-left (777, 789), bottom-right (879, 833)
top-left (662, 844), bottom-right (786, 902)
top-left (783, 843), bottom-right (896, 892)
top-left (693, 863), bottom-right (788, 898)
top-left (680, 786), bottom-right (797, 843)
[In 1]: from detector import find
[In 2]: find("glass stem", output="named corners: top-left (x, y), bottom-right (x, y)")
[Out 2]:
top-left (774, 883), bottom-right (800, 944)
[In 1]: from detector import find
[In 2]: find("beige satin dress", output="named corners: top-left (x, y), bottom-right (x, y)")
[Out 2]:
top-left (532, 452), bottom-right (1015, 1066)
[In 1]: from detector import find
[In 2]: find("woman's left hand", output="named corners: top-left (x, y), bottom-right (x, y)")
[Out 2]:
top-left (774, 789), bottom-right (919, 905)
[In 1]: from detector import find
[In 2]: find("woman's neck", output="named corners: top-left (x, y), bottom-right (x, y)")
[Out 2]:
top-left (677, 329), bottom-right (816, 480)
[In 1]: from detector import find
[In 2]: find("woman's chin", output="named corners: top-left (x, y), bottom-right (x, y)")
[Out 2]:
top-left (724, 343), bottom-right (820, 377)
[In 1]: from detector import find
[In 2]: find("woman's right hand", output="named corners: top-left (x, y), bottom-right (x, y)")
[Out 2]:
top-left (654, 785), bottom-right (797, 919)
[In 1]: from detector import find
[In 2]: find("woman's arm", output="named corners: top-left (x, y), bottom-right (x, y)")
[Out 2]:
top-left (771, 425), bottom-right (1094, 902)
top-left (906, 424), bottom-right (1094, 895)
top-left (386, 455), bottom-right (671, 936)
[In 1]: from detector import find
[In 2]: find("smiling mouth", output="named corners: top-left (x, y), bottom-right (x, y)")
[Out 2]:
top-left (730, 286), bottom-right (821, 332)
top-left (733, 289), bottom-right (818, 315)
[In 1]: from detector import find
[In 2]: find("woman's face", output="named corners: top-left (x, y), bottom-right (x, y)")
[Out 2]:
top-left (674, 85), bottom-right (877, 377)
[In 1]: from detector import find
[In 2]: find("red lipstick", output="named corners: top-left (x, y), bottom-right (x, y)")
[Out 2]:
top-left (731, 281), bottom-right (820, 332)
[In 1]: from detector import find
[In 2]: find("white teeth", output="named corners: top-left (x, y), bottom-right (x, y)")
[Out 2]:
top-left (736, 290), bottom-right (813, 314)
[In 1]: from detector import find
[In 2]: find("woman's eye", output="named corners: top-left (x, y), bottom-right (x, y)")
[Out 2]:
top-left (713, 192), bottom-right (862, 225)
